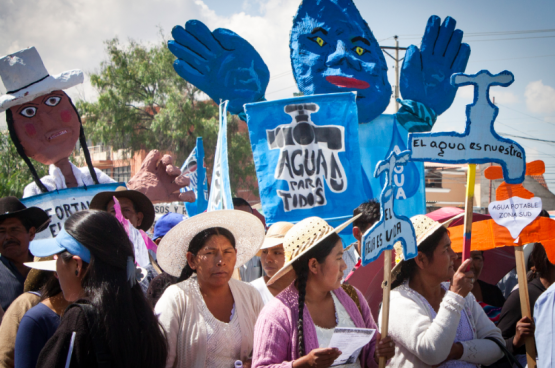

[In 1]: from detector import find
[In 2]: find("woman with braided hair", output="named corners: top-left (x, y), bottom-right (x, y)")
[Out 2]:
top-left (252, 216), bottom-right (395, 368)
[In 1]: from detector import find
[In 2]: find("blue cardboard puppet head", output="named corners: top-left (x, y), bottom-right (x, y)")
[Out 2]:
top-left (290, 0), bottom-right (391, 123)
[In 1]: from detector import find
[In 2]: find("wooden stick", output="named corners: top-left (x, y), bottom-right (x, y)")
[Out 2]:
top-left (462, 164), bottom-right (476, 262)
top-left (379, 249), bottom-right (393, 368)
top-left (514, 245), bottom-right (537, 368)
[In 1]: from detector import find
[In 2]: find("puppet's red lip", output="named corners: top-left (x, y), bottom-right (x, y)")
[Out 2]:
top-left (326, 76), bottom-right (370, 89)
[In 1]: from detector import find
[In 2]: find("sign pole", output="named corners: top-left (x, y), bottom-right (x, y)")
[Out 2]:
top-left (462, 164), bottom-right (476, 262)
top-left (514, 245), bottom-right (537, 368)
top-left (379, 249), bottom-right (393, 368)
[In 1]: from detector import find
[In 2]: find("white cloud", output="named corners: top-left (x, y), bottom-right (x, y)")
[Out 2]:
top-left (525, 80), bottom-right (555, 115)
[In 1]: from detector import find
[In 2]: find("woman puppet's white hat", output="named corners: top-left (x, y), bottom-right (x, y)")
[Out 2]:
top-left (0, 47), bottom-right (83, 112)
top-left (157, 210), bottom-right (266, 277)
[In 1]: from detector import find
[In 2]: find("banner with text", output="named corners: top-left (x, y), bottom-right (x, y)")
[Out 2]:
top-left (245, 92), bottom-right (366, 225)
top-left (21, 183), bottom-right (123, 239)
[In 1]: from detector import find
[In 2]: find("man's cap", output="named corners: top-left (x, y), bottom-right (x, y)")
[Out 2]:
top-left (153, 212), bottom-right (186, 240)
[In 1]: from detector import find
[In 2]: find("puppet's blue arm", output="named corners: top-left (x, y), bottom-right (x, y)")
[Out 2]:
top-left (168, 20), bottom-right (270, 115)
top-left (399, 16), bottom-right (471, 117)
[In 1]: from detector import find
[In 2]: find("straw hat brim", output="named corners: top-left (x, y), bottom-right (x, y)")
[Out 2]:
top-left (157, 210), bottom-right (266, 277)
top-left (391, 213), bottom-right (465, 280)
top-left (267, 214), bottom-right (361, 286)
top-left (0, 70), bottom-right (84, 112)
top-left (256, 236), bottom-right (286, 257)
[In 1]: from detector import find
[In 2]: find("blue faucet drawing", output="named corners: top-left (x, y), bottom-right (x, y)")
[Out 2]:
top-left (361, 150), bottom-right (417, 266)
top-left (409, 70), bottom-right (526, 184)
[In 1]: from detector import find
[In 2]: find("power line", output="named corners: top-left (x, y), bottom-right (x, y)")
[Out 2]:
top-left (398, 27), bottom-right (555, 39)
top-left (498, 132), bottom-right (555, 144)
top-left (496, 103), bottom-right (555, 127)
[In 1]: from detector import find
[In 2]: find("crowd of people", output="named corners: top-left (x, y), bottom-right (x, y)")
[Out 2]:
top-left (0, 188), bottom-right (553, 368)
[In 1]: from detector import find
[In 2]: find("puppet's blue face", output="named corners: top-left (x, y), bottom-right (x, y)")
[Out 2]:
top-left (290, 0), bottom-right (391, 123)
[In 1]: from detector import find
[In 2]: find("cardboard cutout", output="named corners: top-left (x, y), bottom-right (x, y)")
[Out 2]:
top-left (0, 47), bottom-right (194, 205)
top-left (361, 150), bottom-right (417, 265)
top-left (449, 161), bottom-right (555, 264)
top-left (245, 92), bottom-right (366, 225)
top-left (169, 2), bottom-right (471, 221)
top-left (409, 70), bottom-right (526, 184)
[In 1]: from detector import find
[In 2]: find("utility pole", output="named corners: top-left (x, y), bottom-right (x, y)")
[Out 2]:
top-left (380, 36), bottom-right (407, 112)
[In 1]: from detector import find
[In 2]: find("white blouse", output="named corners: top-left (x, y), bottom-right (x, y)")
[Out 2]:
top-left (314, 291), bottom-right (361, 368)
top-left (250, 277), bottom-right (274, 305)
top-left (196, 279), bottom-right (243, 368)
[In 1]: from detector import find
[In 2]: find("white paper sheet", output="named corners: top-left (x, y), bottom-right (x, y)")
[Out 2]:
top-left (328, 327), bottom-right (376, 366)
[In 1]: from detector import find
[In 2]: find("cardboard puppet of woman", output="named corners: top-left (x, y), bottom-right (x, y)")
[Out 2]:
top-left (0, 47), bottom-right (194, 203)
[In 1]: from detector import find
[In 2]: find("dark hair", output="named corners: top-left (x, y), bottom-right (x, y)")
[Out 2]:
top-left (177, 227), bottom-right (236, 282)
top-left (527, 243), bottom-right (555, 282)
top-left (291, 232), bottom-right (341, 357)
top-left (353, 199), bottom-right (380, 233)
top-left (146, 272), bottom-right (178, 308)
top-left (40, 273), bottom-right (63, 301)
top-left (391, 226), bottom-right (449, 289)
top-left (63, 210), bottom-right (167, 368)
top-left (232, 197), bottom-right (252, 211)
top-left (6, 92), bottom-right (99, 193)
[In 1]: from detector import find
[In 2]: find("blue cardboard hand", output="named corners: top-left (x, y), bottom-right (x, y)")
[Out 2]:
top-left (168, 20), bottom-right (270, 115)
top-left (400, 16), bottom-right (471, 115)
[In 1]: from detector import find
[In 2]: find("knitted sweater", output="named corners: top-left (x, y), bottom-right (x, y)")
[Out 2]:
top-left (382, 281), bottom-right (505, 367)
top-left (155, 276), bottom-right (264, 368)
top-left (252, 283), bottom-right (379, 368)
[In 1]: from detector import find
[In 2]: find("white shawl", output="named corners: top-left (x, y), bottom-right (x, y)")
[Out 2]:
top-left (155, 276), bottom-right (264, 368)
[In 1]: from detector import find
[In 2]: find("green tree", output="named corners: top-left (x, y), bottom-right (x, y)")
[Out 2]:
top-left (78, 37), bottom-right (257, 195)
top-left (0, 130), bottom-right (48, 198)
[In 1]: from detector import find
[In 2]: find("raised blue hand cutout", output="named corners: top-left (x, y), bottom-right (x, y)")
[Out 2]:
top-left (168, 20), bottom-right (270, 114)
top-left (361, 150), bottom-right (417, 266)
top-left (400, 16), bottom-right (471, 115)
top-left (290, 0), bottom-right (391, 123)
top-left (409, 70), bottom-right (526, 184)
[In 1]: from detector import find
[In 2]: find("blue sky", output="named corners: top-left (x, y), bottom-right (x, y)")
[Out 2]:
top-left (1, 0), bottom-right (554, 190)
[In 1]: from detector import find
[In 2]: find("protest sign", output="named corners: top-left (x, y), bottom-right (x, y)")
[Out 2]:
top-left (21, 183), bottom-right (123, 240)
top-left (181, 137), bottom-right (208, 216)
top-left (245, 92), bottom-right (366, 225)
top-left (409, 70), bottom-right (526, 184)
top-left (361, 150), bottom-right (417, 266)
top-left (207, 101), bottom-right (234, 212)
top-left (489, 197), bottom-right (542, 239)
top-left (154, 203), bottom-right (187, 216)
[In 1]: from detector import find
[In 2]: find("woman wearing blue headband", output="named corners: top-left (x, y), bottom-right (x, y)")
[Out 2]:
top-left (28, 210), bottom-right (167, 368)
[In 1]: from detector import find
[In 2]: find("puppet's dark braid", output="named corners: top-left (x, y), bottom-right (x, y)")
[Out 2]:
top-left (6, 109), bottom-right (49, 193)
top-left (68, 96), bottom-right (99, 185)
top-left (296, 264), bottom-right (309, 357)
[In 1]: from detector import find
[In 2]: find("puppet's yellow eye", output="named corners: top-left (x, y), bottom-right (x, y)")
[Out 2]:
top-left (355, 47), bottom-right (365, 56)
top-left (316, 37), bottom-right (325, 47)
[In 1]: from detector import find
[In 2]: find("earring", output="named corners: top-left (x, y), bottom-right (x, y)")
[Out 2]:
top-left (75, 269), bottom-right (79, 276)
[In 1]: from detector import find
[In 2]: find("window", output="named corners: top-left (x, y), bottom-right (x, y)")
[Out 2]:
top-left (425, 168), bottom-right (442, 188)
top-left (113, 166), bottom-right (131, 183)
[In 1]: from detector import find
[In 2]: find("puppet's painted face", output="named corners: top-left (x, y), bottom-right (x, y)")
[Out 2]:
top-left (10, 91), bottom-right (80, 165)
top-left (290, 0), bottom-right (391, 123)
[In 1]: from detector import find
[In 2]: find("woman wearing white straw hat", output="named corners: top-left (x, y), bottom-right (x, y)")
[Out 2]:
top-left (154, 210), bottom-right (266, 368)
top-left (250, 222), bottom-right (296, 304)
top-left (252, 216), bottom-right (395, 368)
top-left (385, 215), bottom-right (504, 368)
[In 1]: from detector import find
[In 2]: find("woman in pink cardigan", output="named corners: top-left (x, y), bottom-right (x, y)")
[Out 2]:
top-left (252, 216), bottom-right (395, 368)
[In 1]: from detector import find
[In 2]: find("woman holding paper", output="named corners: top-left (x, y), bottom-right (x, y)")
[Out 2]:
top-left (252, 216), bottom-right (395, 368)
top-left (386, 215), bottom-right (504, 367)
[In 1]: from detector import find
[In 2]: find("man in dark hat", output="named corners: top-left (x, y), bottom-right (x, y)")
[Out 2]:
top-left (89, 186), bottom-right (155, 232)
top-left (0, 197), bottom-right (49, 311)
